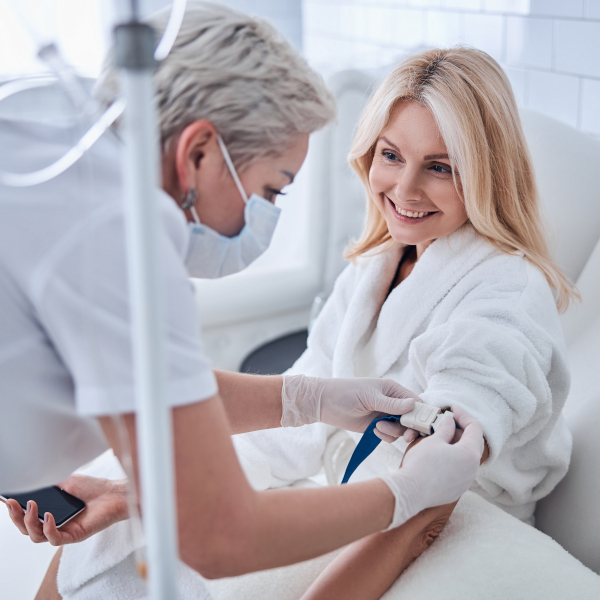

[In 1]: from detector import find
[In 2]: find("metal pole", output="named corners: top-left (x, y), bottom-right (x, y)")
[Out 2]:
top-left (114, 22), bottom-right (179, 600)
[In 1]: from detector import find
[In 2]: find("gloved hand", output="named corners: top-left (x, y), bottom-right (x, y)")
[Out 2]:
top-left (374, 417), bottom-right (420, 445)
top-left (281, 375), bottom-right (418, 433)
top-left (379, 406), bottom-right (484, 530)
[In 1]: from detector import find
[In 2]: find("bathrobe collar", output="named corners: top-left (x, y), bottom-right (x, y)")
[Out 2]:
top-left (332, 225), bottom-right (498, 378)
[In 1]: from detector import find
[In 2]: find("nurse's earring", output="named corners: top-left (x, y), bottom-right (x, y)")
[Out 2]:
top-left (181, 188), bottom-right (197, 210)
top-left (181, 188), bottom-right (201, 225)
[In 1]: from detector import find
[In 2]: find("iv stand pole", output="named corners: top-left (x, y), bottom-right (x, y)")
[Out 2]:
top-left (114, 21), bottom-right (179, 600)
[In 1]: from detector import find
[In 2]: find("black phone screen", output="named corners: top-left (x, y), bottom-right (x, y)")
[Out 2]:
top-left (1, 486), bottom-right (85, 526)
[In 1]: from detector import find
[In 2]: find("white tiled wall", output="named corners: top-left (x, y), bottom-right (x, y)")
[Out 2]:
top-left (303, 0), bottom-right (600, 138)
top-left (220, 0), bottom-right (303, 48)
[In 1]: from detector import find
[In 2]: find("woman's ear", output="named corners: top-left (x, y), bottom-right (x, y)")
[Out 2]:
top-left (174, 120), bottom-right (218, 193)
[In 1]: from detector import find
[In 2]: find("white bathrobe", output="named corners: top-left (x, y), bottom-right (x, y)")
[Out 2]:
top-left (57, 224), bottom-right (577, 598)
top-left (239, 224), bottom-right (572, 522)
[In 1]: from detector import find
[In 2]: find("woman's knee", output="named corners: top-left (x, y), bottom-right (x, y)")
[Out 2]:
top-left (35, 547), bottom-right (62, 600)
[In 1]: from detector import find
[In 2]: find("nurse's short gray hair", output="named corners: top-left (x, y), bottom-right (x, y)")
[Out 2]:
top-left (95, 1), bottom-right (336, 171)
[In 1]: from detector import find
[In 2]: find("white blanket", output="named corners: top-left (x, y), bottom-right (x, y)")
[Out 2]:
top-left (204, 492), bottom-right (600, 600)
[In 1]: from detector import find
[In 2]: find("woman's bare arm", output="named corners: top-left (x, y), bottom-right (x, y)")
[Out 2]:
top-left (301, 438), bottom-right (489, 600)
top-left (300, 501), bottom-right (457, 600)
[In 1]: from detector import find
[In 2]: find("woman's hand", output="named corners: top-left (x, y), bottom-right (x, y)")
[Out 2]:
top-left (3, 474), bottom-right (128, 546)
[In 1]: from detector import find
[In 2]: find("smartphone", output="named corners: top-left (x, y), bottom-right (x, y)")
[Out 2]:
top-left (0, 486), bottom-right (85, 528)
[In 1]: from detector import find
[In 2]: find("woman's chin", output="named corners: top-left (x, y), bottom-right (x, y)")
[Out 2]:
top-left (387, 223), bottom-right (433, 247)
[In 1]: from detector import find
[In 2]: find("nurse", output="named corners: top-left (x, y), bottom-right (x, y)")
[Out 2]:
top-left (1, 1), bottom-right (483, 589)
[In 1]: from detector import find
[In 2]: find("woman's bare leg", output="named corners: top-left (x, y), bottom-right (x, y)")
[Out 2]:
top-left (300, 500), bottom-right (456, 600)
top-left (35, 547), bottom-right (63, 600)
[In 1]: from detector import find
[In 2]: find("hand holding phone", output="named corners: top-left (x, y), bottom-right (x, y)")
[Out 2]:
top-left (2, 474), bottom-right (129, 546)
top-left (1, 486), bottom-right (86, 528)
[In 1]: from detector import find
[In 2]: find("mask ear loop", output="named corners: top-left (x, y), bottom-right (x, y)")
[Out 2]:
top-left (216, 134), bottom-right (248, 203)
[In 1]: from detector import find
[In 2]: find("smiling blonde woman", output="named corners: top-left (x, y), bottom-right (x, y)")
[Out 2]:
top-left (295, 46), bottom-right (578, 599)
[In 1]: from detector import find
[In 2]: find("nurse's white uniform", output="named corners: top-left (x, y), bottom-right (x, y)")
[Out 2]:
top-left (0, 115), bottom-right (217, 494)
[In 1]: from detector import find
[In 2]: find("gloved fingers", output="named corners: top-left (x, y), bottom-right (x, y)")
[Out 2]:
top-left (375, 420), bottom-right (406, 439)
top-left (403, 428), bottom-right (419, 443)
top-left (452, 427), bottom-right (464, 443)
top-left (371, 379), bottom-right (419, 415)
top-left (430, 413), bottom-right (457, 443)
top-left (374, 428), bottom-right (398, 444)
top-left (377, 379), bottom-right (421, 409)
top-left (451, 405), bottom-right (485, 457)
top-left (370, 394), bottom-right (415, 419)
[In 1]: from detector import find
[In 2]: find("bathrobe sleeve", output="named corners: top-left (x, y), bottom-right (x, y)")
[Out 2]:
top-left (408, 261), bottom-right (571, 507)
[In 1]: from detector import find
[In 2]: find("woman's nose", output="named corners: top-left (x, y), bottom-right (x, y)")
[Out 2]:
top-left (391, 166), bottom-right (422, 203)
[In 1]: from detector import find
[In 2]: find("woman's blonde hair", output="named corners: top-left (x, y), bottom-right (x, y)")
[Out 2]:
top-left (346, 47), bottom-right (577, 311)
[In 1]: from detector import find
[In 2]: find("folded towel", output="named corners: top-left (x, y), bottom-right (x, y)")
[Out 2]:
top-left (58, 451), bottom-right (213, 600)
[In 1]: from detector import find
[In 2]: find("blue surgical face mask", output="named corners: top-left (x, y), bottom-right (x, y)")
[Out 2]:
top-left (184, 135), bottom-right (281, 279)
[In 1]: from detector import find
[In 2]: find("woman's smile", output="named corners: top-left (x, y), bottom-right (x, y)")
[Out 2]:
top-left (386, 195), bottom-right (438, 224)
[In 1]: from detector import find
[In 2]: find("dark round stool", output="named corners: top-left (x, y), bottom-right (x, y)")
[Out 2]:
top-left (240, 329), bottom-right (308, 375)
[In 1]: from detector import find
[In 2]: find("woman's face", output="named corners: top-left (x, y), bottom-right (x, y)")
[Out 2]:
top-left (167, 123), bottom-right (309, 238)
top-left (369, 101), bottom-right (468, 255)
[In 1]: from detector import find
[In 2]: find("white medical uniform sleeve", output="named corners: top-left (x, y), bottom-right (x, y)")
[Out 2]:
top-left (31, 200), bottom-right (218, 416)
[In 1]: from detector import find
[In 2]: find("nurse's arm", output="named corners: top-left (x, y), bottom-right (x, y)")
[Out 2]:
top-left (99, 393), bottom-right (395, 579)
top-left (213, 370), bottom-right (284, 433)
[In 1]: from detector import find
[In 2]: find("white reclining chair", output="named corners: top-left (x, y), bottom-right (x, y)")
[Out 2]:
top-left (524, 110), bottom-right (600, 575)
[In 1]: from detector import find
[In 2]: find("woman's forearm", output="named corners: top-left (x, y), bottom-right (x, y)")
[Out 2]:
top-left (299, 501), bottom-right (457, 600)
top-left (299, 435), bottom-right (489, 599)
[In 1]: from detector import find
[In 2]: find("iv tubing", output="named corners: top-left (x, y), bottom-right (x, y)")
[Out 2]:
top-left (154, 0), bottom-right (187, 61)
top-left (0, 99), bottom-right (125, 187)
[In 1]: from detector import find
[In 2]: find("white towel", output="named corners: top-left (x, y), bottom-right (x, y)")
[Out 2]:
top-left (58, 451), bottom-right (212, 600)
top-left (57, 452), bottom-right (326, 600)
top-left (204, 491), bottom-right (600, 600)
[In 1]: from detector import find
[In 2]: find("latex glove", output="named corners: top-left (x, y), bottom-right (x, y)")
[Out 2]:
top-left (375, 418), bottom-right (420, 445)
top-left (281, 375), bottom-right (418, 433)
top-left (3, 474), bottom-right (128, 546)
top-left (379, 406), bottom-right (484, 530)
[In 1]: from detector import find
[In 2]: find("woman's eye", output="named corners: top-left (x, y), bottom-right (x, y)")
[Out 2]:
top-left (267, 188), bottom-right (286, 202)
top-left (432, 164), bottom-right (452, 175)
top-left (382, 151), bottom-right (398, 162)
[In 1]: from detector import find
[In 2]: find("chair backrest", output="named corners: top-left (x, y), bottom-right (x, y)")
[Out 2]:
top-left (519, 109), bottom-right (600, 292)
top-left (523, 109), bottom-right (600, 574)
top-left (535, 241), bottom-right (600, 574)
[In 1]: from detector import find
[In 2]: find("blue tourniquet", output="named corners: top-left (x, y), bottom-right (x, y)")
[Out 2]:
top-left (341, 415), bottom-right (400, 484)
